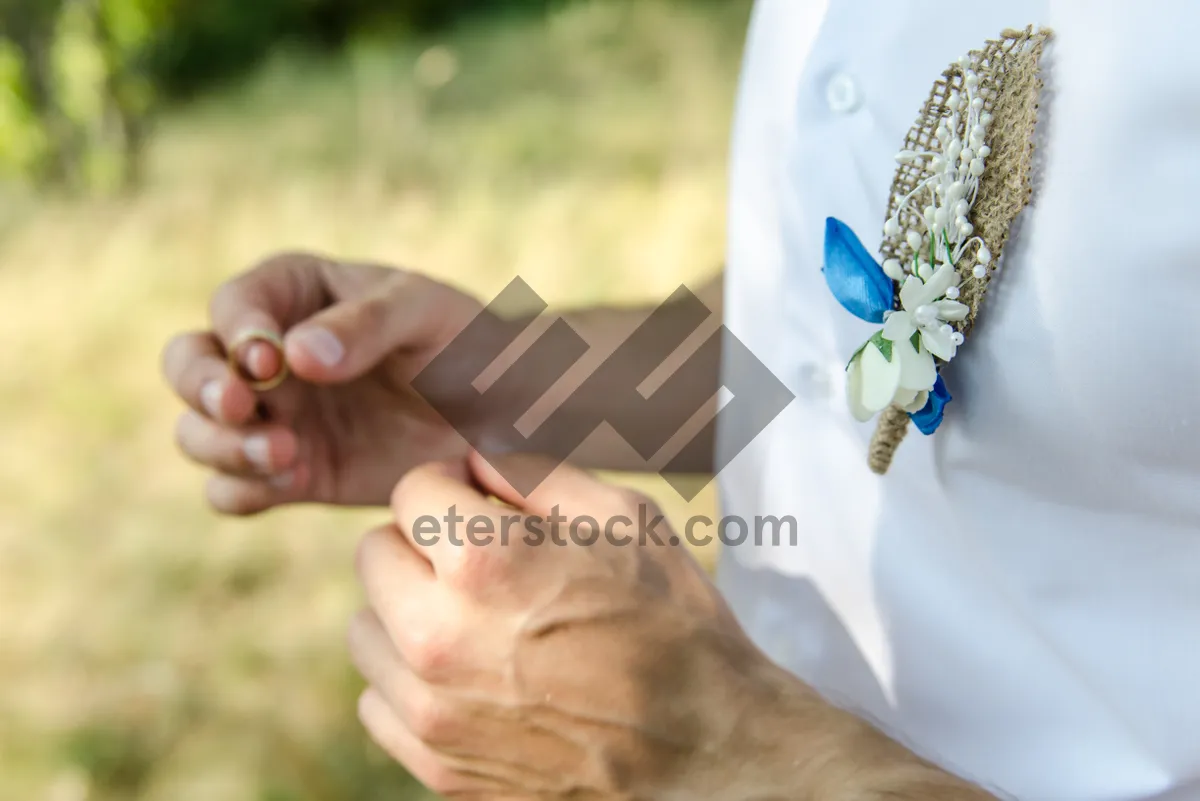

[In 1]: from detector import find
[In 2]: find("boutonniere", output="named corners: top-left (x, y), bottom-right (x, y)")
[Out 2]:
top-left (823, 26), bottom-right (1052, 474)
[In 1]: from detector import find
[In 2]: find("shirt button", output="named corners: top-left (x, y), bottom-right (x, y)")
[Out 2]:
top-left (796, 362), bottom-right (834, 400)
top-left (825, 72), bottom-right (862, 113)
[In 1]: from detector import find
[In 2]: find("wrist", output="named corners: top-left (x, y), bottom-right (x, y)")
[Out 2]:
top-left (701, 653), bottom-right (996, 801)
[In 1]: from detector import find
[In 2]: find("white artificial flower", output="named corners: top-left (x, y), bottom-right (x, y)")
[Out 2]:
top-left (888, 262), bottom-right (968, 361)
top-left (845, 262), bottom-right (969, 420)
top-left (846, 332), bottom-right (935, 421)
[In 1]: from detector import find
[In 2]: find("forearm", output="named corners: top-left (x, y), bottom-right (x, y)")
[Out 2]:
top-left (511, 274), bottom-right (724, 473)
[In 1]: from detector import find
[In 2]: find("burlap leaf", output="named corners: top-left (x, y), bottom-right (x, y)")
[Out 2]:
top-left (868, 26), bottom-right (1053, 475)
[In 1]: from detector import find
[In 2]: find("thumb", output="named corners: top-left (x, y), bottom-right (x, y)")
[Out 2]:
top-left (283, 274), bottom-right (469, 384)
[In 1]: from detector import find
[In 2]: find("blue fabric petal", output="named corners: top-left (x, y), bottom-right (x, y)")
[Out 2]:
top-left (822, 217), bottom-right (894, 324)
top-left (910, 375), bottom-right (952, 435)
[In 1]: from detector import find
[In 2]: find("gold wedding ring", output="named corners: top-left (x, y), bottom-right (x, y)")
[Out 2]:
top-left (227, 328), bottom-right (290, 391)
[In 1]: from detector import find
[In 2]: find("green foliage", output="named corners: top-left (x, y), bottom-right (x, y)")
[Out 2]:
top-left (0, 0), bottom-right (163, 189)
top-left (0, 0), bottom-right (572, 191)
top-left (62, 722), bottom-right (159, 797)
top-left (144, 0), bottom-right (564, 98)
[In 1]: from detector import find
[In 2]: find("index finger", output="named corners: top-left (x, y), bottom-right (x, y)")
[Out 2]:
top-left (209, 251), bottom-right (329, 377)
top-left (390, 460), bottom-right (500, 576)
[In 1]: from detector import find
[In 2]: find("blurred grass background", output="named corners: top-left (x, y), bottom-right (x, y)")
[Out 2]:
top-left (0, 0), bottom-right (752, 798)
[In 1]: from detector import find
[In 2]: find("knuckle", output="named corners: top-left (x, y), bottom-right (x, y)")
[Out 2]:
top-left (175, 416), bottom-right (203, 463)
top-left (346, 608), bottom-right (376, 657)
top-left (404, 625), bottom-right (457, 683)
top-left (160, 332), bottom-right (189, 377)
top-left (222, 496), bottom-right (258, 517)
top-left (206, 479), bottom-right (262, 517)
top-left (354, 525), bottom-right (395, 582)
top-left (210, 251), bottom-right (320, 318)
top-left (419, 759), bottom-right (460, 796)
top-left (383, 269), bottom-right (424, 301)
top-left (389, 472), bottom-right (417, 512)
top-left (406, 690), bottom-right (456, 746)
top-left (208, 277), bottom-right (243, 319)
top-left (161, 331), bottom-right (207, 389)
top-left (251, 249), bottom-right (322, 275)
top-left (392, 462), bottom-right (438, 503)
top-left (354, 294), bottom-right (391, 331)
top-left (390, 464), bottom-right (443, 524)
top-left (446, 545), bottom-right (502, 595)
top-left (172, 412), bottom-right (193, 454)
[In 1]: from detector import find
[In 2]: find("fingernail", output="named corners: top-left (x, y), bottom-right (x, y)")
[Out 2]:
top-left (201, 381), bottom-right (223, 419)
top-left (243, 436), bottom-right (271, 471)
top-left (269, 471), bottom-right (295, 490)
top-left (292, 327), bottom-right (344, 367)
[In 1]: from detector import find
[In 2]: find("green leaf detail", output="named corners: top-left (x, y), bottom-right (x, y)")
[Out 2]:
top-left (910, 331), bottom-right (921, 352)
top-left (846, 339), bottom-right (870, 370)
top-left (869, 330), bottom-right (894, 362)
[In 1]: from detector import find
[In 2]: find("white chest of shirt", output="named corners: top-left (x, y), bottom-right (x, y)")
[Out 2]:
top-left (716, 1), bottom-right (1200, 799)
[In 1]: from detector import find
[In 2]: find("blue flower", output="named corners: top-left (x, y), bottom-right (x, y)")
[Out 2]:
top-left (822, 217), bottom-right (894, 324)
top-left (910, 375), bottom-right (952, 434)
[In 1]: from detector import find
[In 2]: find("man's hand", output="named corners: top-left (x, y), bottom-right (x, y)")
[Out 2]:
top-left (349, 451), bottom-right (779, 800)
top-left (161, 252), bottom-right (495, 513)
top-left (163, 253), bottom-right (727, 515)
top-left (349, 452), bottom-right (1002, 801)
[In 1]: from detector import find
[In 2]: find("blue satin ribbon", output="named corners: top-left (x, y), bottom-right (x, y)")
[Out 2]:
top-left (910, 375), bottom-right (951, 434)
top-left (822, 216), bottom-right (953, 434)
top-left (822, 217), bottom-right (894, 324)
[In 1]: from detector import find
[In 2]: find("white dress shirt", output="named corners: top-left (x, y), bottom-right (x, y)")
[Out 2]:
top-left (715, 2), bottom-right (1200, 799)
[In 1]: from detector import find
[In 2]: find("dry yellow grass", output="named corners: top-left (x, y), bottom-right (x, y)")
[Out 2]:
top-left (0, 2), bottom-right (750, 798)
